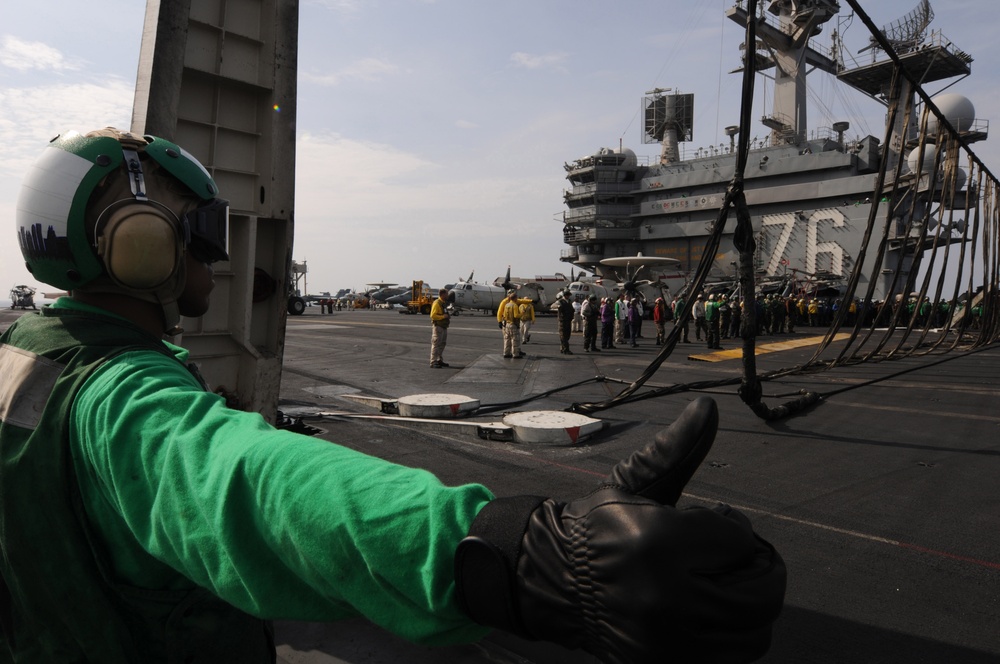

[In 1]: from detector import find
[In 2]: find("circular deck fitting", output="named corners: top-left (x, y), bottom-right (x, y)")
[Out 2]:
top-left (501, 410), bottom-right (604, 444)
top-left (396, 393), bottom-right (480, 419)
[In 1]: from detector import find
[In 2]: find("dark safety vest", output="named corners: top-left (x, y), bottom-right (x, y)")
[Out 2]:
top-left (0, 307), bottom-right (274, 663)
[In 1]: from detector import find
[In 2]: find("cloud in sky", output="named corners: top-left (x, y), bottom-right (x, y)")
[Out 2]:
top-left (0, 80), bottom-right (135, 178)
top-left (509, 51), bottom-right (569, 71)
top-left (295, 131), bottom-right (555, 236)
top-left (309, 0), bottom-right (363, 13)
top-left (0, 35), bottom-right (82, 72)
top-left (301, 57), bottom-right (399, 86)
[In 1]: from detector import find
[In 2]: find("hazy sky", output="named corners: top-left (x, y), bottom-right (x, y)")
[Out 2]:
top-left (2, 0), bottom-right (997, 298)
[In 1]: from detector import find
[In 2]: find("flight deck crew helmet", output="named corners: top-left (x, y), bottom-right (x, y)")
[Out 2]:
top-left (16, 128), bottom-right (229, 332)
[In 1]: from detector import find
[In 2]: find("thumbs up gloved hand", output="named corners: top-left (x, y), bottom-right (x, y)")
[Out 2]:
top-left (454, 396), bottom-right (786, 664)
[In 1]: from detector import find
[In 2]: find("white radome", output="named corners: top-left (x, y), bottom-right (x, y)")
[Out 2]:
top-left (927, 93), bottom-right (976, 134)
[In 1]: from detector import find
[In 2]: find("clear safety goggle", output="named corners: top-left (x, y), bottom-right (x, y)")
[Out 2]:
top-left (183, 198), bottom-right (230, 264)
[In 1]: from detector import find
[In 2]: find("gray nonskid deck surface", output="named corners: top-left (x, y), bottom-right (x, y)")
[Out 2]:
top-left (274, 309), bottom-right (1000, 664)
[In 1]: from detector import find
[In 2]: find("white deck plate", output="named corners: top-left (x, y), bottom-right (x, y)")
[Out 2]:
top-left (501, 410), bottom-right (604, 444)
top-left (396, 393), bottom-right (480, 418)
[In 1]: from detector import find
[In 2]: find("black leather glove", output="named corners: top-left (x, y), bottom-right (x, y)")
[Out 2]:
top-left (454, 396), bottom-right (785, 664)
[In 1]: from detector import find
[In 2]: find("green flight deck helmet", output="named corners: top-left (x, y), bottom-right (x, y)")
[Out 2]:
top-left (16, 128), bottom-right (229, 332)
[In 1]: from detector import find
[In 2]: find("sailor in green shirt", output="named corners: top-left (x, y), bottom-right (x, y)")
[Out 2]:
top-left (0, 128), bottom-right (785, 663)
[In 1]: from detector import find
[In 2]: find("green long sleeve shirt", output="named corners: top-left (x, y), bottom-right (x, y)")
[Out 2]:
top-left (61, 299), bottom-right (493, 646)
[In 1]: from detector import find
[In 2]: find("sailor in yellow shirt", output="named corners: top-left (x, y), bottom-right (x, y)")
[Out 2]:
top-left (519, 300), bottom-right (536, 344)
top-left (429, 289), bottom-right (451, 368)
top-left (496, 292), bottom-right (512, 328)
top-left (497, 290), bottom-right (528, 358)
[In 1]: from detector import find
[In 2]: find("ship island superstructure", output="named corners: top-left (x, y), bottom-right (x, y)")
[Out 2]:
top-left (560, 0), bottom-right (987, 302)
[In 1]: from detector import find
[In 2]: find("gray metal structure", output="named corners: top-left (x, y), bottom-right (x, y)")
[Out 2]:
top-left (131, 0), bottom-right (299, 421)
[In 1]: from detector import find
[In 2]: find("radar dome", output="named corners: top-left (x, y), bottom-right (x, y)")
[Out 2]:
top-left (927, 94), bottom-right (976, 134)
top-left (954, 167), bottom-right (967, 191)
top-left (907, 144), bottom-right (940, 175)
top-left (619, 148), bottom-right (638, 169)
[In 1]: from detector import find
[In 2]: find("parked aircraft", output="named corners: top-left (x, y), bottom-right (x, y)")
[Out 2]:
top-left (599, 254), bottom-right (685, 294)
top-left (566, 278), bottom-right (622, 303)
top-left (367, 283), bottom-right (408, 303)
top-left (386, 289), bottom-right (414, 306)
top-left (337, 290), bottom-right (369, 308)
top-left (565, 254), bottom-right (687, 304)
top-left (492, 267), bottom-right (574, 308)
top-left (448, 271), bottom-right (507, 313)
top-left (384, 283), bottom-right (452, 308)
top-left (448, 267), bottom-right (575, 314)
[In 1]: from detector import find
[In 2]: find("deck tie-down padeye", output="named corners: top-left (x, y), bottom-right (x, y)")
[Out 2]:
top-left (297, 392), bottom-right (606, 445)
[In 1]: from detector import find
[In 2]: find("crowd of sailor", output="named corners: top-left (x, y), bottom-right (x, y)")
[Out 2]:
top-left (521, 290), bottom-right (989, 355)
top-left (304, 288), bottom-right (987, 357)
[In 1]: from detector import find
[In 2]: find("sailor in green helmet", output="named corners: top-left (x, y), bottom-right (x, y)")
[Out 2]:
top-left (0, 128), bottom-right (785, 664)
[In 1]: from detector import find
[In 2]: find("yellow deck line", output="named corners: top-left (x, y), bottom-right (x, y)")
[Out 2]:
top-left (687, 333), bottom-right (852, 362)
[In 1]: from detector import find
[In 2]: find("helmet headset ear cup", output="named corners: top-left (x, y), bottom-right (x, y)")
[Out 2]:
top-left (96, 203), bottom-right (184, 291)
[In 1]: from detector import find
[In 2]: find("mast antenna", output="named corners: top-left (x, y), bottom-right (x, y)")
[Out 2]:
top-left (865, 0), bottom-right (934, 55)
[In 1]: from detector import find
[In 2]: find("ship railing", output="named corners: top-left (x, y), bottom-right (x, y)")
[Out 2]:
top-left (564, 209), bottom-right (594, 223)
top-left (565, 152), bottom-right (639, 171)
top-left (907, 29), bottom-right (972, 63)
top-left (566, 183), bottom-right (599, 196)
top-left (916, 118), bottom-right (990, 146)
top-left (564, 182), bottom-right (636, 196)
top-left (685, 144), bottom-right (740, 159)
top-left (845, 28), bottom-right (973, 68)
top-left (813, 126), bottom-right (840, 143)
top-left (963, 118), bottom-right (989, 143)
top-left (564, 206), bottom-right (634, 222)
top-left (563, 226), bottom-right (638, 244)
